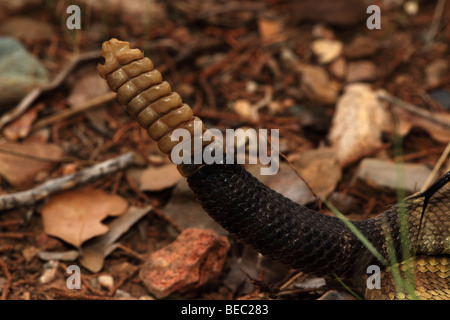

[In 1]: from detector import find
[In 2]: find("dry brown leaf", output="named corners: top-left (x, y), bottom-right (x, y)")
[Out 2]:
top-left (0, 142), bottom-right (64, 188)
top-left (257, 17), bottom-right (283, 42)
top-left (299, 64), bottom-right (340, 104)
top-left (328, 83), bottom-right (391, 165)
top-left (3, 103), bottom-right (44, 141)
top-left (127, 164), bottom-right (181, 191)
top-left (289, 147), bottom-right (342, 199)
top-left (41, 187), bottom-right (128, 247)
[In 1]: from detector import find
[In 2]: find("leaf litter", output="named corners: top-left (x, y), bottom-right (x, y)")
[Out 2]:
top-left (41, 186), bottom-right (129, 247)
top-left (1, 0), bottom-right (449, 301)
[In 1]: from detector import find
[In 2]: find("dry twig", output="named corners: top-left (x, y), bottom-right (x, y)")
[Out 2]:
top-left (377, 91), bottom-right (450, 131)
top-left (0, 152), bottom-right (137, 212)
top-left (32, 92), bottom-right (116, 131)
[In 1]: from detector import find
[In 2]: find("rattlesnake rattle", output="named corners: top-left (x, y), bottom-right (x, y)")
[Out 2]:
top-left (97, 39), bottom-right (449, 300)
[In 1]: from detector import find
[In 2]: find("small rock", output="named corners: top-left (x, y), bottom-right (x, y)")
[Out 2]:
top-left (232, 99), bottom-right (259, 122)
top-left (294, 276), bottom-right (326, 290)
top-left (139, 228), bottom-right (230, 299)
top-left (357, 158), bottom-right (432, 192)
top-left (346, 61), bottom-right (377, 83)
top-left (139, 295), bottom-right (155, 300)
top-left (318, 290), bottom-right (358, 300)
top-left (344, 35), bottom-right (379, 59)
top-left (311, 23), bottom-right (335, 39)
top-left (311, 39), bottom-right (343, 64)
top-left (39, 260), bottom-right (59, 284)
top-left (404, 1), bottom-right (419, 15)
top-left (114, 289), bottom-right (132, 298)
top-left (299, 64), bottom-right (340, 104)
top-left (98, 275), bottom-right (114, 290)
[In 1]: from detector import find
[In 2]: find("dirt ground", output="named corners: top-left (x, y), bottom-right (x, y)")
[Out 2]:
top-left (0, 0), bottom-right (449, 300)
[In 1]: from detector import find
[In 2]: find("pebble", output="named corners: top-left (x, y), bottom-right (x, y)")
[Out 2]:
top-left (98, 275), bottom-right (114, 290)
top-left (139, 228), bottom-right (230, 299)
top-left (357, 158), bottom-right (432, 192)
top-left (39, 260), bottom-right (59, 284)
top-left (311, 39), bottom-right (343, 64)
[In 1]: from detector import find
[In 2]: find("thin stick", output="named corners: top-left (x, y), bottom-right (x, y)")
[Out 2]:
top-left (0, 152), bottom-right (137, 212)
top-left (32, 91), bottom-right (116, 130)
top-left (377, 92), bottom-right (450, 131)
top-left (421, 141), bottom-right (450, 192)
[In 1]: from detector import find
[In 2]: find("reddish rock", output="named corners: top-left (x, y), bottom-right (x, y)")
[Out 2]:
top-left (139, 228), bottom-right (230, 299)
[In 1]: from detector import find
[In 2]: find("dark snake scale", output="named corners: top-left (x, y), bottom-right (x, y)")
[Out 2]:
top-left (98, 39), bottom-right (450, 300)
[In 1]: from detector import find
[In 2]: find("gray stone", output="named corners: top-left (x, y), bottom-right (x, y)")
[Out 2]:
top-left (357, 158), bottom-right (431, 192)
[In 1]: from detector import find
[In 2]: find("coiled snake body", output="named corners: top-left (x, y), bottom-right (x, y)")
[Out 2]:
top-left (98, 39), bottom-right (450, 300)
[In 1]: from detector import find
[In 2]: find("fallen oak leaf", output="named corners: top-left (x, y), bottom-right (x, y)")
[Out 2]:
top-left (289, 146), bottom-right (342, 200)
top-left (41, 186), bottom-right (128, 248)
